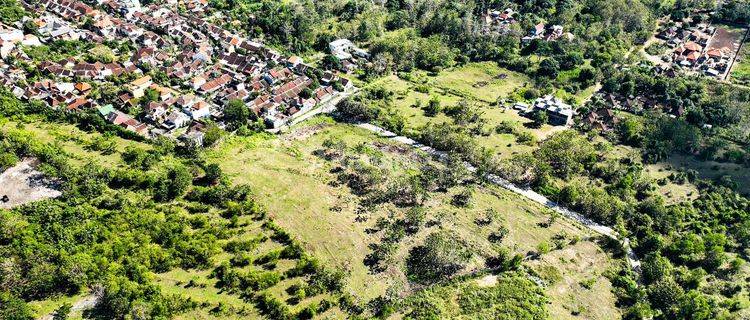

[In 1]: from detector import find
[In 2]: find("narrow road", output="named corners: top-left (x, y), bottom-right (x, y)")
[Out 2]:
top-left (268, 88), bottom-right (360, 134)
top-left (355, 123), bottom-right (642, 274)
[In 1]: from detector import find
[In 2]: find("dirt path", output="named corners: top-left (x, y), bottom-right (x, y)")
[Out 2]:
top-left (0, 158), bottom-right (61, 209)
top-left (355, 123), bottom-right (642, 275)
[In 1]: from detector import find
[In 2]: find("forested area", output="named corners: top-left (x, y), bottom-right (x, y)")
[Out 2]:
top-left (595, 66), bottom-right (750, 165)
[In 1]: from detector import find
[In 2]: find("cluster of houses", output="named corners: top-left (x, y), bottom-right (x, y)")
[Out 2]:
top-left (0, 26), bottom-right (42, 59)
top-left (481, 8), bottom-right (516, 34)
top-left (522, 23), bottom-right (570, 43)
top-left (580, 108), bottom-right (618, 132)
top-left (593, 92), bottom-right (686, 118)
top-left (329, 38), bottom-right (370, 73)
top-left (656, 20), bottom-right (733, 78)
top-left (0, 0), bottom-right (354, 145)
top-left (511, 95), bottom-right (574, 126)
top-left (477, 9), bottom-right (575, 44)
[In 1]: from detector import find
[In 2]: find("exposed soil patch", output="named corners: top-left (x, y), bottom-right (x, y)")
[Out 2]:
top-left (283, 123), bottom-right (329, 141)
top-left (709, 27), bottom-right (745, 52)
top-left (476, 274), bottom-right (498, 287)
top-left (0, 158), bottom-right (62, 209)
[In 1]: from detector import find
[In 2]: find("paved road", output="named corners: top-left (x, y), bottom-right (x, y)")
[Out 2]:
top-left (355, 123), bottom-right (642, 274)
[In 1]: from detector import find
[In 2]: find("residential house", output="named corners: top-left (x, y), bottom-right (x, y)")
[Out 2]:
top-left (163, 110), bottom-right (190, 129)
top-left (128, 75), bottom-right (152, 99)
top-left (183, 100), bottom-right (211, 120)
top-left (532, 95), bottom-right (573, 126)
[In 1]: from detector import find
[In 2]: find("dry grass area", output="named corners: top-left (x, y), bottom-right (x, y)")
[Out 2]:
top-left (204, 119), bottom-right (620, 317)
top-left (653, 154), bottom-right (750, 195)
top-left (0, 158), bottom-right (61, 209)
top-left (609, 144), bottom-right (701, 204)
top-left (528, 241), bottom-right (621, 320)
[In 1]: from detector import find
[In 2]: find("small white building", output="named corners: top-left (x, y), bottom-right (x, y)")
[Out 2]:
top-left (163, 110), bottom-right (190, 129)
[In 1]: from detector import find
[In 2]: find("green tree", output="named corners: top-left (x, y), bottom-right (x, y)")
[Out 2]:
top-left (642, 254), bottom-right (673, 285)
top-left (224, 99), bottom-right (250, 130)
top-left (166, 165), bottom-right (193, 199)
top-left (648, 278), bottom-right (683, 312)
top-left (530, 109), bottom-right (548, 128)
top-left (406, 230), bottom-right (472, 284)
top-left (53, 303), bottom-right (72, 320)
top-left (204, 163), bottom-right (223, 185)
top-left (424, 96), bottom-right (441, 117)
top-left (202, 122), bottom-right (223, 147)
top-left (538, 58), bottom-right (560, 79)
top-left (0, 292), bottom-right (34, 320)
top-left (322, 55), bottom-right (342, 70)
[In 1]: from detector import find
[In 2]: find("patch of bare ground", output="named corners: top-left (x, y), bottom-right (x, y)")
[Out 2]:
top-left (282, 123), bottom-right (329, 141)
top-left (0, 158), bottom-right (61, 209)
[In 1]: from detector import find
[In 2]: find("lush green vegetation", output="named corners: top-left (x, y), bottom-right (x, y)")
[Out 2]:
top-left (0, 94), bottom-right (349, 319)
top-left (731, 42), bottom-right (750, 86)
top-left (596, 66), bottom-right (750, 167)
top-left (3, 0), bottom-right (750, 316)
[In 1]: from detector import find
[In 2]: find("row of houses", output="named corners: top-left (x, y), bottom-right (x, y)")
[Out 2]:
top-left (522, 23), bottom-right (570, 43)
top-left (39, 59), bottom-right (139, 80)
top-left (594, 92), bottom-right (685, 118)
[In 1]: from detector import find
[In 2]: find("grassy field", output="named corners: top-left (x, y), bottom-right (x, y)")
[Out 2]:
top-left (653, 153), bottom-right (750, 196)
top-left (205, 120), bottom-right (390, 300)
top-left (607, 137), bottom-right (750, 199)
top-left (731, 34), bottom-right (750, 85)
top-left (369, 63), bottom-right (560, 159)
top-left (27, 292), bottom-right (89, 319)
top-left (427, 62), bottom-right (531, 103)
top-left (0, 118), bottom-right (150, 168)
top-left (527, 241), bottom-right (621, 320)
top-left (204, 118), bottom-right (619, 317)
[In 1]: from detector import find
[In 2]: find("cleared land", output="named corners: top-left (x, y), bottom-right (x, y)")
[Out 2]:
top-left (528, 241), bottom-right (621, 319)
top-left (709, 25), bottom-right (745, 53)
top-left (427, 62), bottom-right (530, 103)
top-left (710, 24), bottom-right (746, 79)
top-left (204, 118), bottom-right (619, 318)
top-left (0, 158), bottom-right (61, 209)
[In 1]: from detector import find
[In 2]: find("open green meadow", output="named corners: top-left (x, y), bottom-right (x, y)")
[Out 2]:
top-left (0, 118), bottom-right (151, 168)
top-left (368, 62), bottom-right (563, 159)
top-left (204, 118), bottom-right (619, 318)
top-left (732, 38), bottom-right (750, 85)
